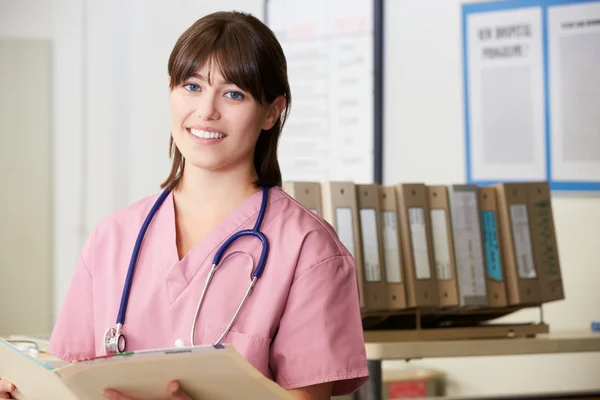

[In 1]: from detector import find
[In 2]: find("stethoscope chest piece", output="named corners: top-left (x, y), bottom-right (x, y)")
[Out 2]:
top-left (104, 326), bottom-right (126, 355)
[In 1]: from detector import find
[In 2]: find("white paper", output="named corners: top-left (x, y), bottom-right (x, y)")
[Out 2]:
top-left (335, 207), bottom-right (355, 258)
top-left (408, 207), bottom-right (431, 280)
top-left (266, 0), bottom-right (375, 183)
top-left (430, 209), bottom-right (453, 281)
top-left (359, 209), bottom-right (382, 282)
top-left (381, 211), bottom-right (403, 283)
top-left (548, 2), bottom-right (600, 182)
top-left (466, 7), bottom-right (546, 181)
top-left (510, 204), bottom-right (537, 279)
top-left (450, 190), bottom-right (487, 297)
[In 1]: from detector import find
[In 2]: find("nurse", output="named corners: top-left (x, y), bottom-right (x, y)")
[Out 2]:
top-left (0, 10), bottom-right (368, 400)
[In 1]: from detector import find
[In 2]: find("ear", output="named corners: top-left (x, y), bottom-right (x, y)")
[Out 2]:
top-left (261, 95), bottom-right (287, 131)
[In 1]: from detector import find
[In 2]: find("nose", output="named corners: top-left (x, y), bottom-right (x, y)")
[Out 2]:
top-left (196, 91), bottom-right (220, 121)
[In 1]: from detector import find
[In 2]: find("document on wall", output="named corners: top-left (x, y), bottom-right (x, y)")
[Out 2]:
top-left (266, 0), bottom-right (375, 183)
top-left (464, 6), bottom-right (547, 182)
top-left (547, 2), bottom-right (600, 183)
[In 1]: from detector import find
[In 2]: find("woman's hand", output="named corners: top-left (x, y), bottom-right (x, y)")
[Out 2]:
top-left (102, 380), bottom-right (192, 400)
top-left (0, 379), bottom-right (15, 399)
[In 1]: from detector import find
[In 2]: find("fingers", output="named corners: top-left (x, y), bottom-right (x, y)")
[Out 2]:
top-left (102, 382), bottom-right (192, 400)
top-left (102, 389), bottom-right (138, 400)
top-left (0, 380), bottom-right (14, 398)
top-left (168, 381), bottom-right (193, 400)
top-left (0, 381), bottom-right (14, 393)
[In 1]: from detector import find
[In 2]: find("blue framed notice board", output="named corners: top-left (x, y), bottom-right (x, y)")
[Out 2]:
top-left (462, 0), bottom-right (600, 191)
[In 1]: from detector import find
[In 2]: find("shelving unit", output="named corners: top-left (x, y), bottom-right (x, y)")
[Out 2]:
top-left (351, 330), bottom-right (600, 400)
top-left (360, 305), bottom-right (549, 342)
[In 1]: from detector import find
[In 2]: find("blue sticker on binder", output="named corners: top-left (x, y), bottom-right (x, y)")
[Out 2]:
top-left (482, 211), bottom-right (503, 281)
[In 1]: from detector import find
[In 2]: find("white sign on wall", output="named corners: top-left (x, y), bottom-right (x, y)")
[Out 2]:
top-left (265, 0), bottom-right (383, 184)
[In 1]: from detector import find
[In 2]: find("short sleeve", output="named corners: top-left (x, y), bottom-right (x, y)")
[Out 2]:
top-left (269, 255), bottom-right (369, 396)
top-left (47, 232), bottom-right (96, 362)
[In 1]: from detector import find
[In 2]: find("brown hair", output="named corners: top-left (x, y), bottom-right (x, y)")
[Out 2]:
top-left (161, 11), bottom-right (291, 190)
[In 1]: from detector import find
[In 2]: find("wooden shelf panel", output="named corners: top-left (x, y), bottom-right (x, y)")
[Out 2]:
top-left (364, 322), bottom-right (548, 343)
top-left (364, 330), bottom-right (600, 360)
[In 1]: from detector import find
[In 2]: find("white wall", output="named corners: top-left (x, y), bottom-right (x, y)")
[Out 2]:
top-left (0, 0), bottom-right (86, 322)
top-left (2, 0), bottom-right (599, 397)
top-left (383, 0), bottom-right (600, 396)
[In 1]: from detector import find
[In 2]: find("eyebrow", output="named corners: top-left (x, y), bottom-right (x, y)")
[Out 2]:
top-left (188, 73), bottom-right (231, 86)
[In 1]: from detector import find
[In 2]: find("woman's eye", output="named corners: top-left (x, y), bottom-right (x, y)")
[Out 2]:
top-left (183, 83), bottom-right (200, 92)
top-left (225, 91), bottom-right (244, 100)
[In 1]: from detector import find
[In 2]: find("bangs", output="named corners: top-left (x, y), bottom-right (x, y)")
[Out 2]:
top-left (168, 22), bottom-right (265, 103)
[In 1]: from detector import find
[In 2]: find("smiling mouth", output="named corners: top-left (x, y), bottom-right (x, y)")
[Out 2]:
top-left (187, 128), bottom-right (228, 139)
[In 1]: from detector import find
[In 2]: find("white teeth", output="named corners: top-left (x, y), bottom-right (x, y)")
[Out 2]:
top-left (189, 128), bottom-right (225, 139)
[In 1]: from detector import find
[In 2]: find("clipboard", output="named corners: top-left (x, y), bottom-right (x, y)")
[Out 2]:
top-left (0, 338), bottom-right (293, 400)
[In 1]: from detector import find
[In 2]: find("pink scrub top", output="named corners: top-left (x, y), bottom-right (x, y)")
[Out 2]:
top-left (48, 186), bottom-right (369, 395)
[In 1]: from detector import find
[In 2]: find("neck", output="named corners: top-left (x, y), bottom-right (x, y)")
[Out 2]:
top-left (173, 162), bottom-right (260, 219)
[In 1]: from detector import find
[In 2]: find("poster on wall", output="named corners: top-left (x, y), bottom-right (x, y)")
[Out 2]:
top-left (547, 1), bottom-right (600, 190)
top-left (462, 0), bottom-right (600, 191)
top-left (264, 0), bottom-right (384, 184)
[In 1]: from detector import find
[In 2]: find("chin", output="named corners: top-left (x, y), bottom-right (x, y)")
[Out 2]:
top-left (185, 158), bottom-right (229, 172)
top-left (179, 145), bottom-right (254, 174)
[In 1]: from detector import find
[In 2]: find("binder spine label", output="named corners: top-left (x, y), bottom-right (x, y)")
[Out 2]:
top-left (335, 207), bottom-right (356, 259)
top-left (430, 209), bottom-right (453, 280)
top-left (381, 210), bottom-right (403, 283)
top-left (510, 204), bottom-right (537, 279)
top-left (533, 200), bottom-right (558, 277)
top-left (359, 208), bottom-right (382, 282)
top-left (408, 207), bottom-right (431, 280)
top-left (452, 191), bottom-right (487, 298)
top-left (482, 211), bottom-right (503, 281)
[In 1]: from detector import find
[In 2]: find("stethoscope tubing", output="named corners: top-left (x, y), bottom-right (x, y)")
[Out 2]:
top-left (109, 186), bottom-right (269, 353)
top-left (117, 188), bottom-right (171, 326)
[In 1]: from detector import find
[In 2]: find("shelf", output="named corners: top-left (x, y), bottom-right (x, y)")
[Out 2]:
top-left (363, 322), bottom-right (549, 342)
top-left (363, 330), bottom-right (600, 361)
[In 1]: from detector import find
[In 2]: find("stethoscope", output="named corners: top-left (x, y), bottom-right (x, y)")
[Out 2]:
top-left (104, 186), bottom-right (270, 355)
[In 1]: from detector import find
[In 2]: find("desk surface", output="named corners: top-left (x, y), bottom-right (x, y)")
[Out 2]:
top-left (364, 330), bottom-right (600, 360)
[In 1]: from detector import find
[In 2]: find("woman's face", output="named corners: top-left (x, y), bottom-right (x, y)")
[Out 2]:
top-left (169, 61), bottom-right (280, 175)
